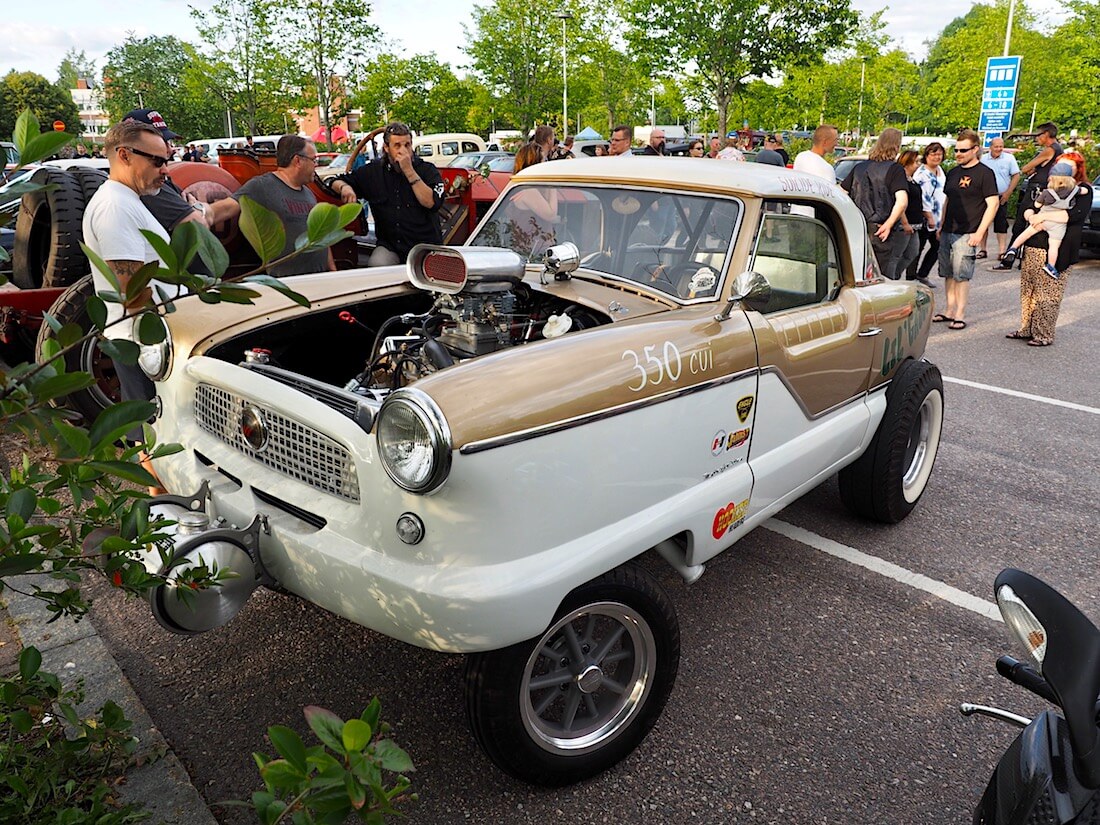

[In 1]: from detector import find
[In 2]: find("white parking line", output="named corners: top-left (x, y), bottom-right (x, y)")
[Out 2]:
top-left (764, 519), bottom-right (1002, 622)
top-left (944, 376), bottom-right (1100, 416)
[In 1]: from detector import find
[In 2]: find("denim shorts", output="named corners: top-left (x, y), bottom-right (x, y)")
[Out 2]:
top-left (938, 233), bottom-right (978, 281)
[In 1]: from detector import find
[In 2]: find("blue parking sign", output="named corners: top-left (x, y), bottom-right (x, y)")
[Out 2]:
top-left (979, 56), bottom-right (1022, 134)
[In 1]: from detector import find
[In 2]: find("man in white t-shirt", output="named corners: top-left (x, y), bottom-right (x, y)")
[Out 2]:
top-left (82, 119), bottom-right (176, 411)
top-left (792, 124), bottom-right (838, 183)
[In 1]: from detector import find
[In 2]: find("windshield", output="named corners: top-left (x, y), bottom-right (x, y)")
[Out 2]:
top-left (470, 184), bottom-right (740, 300)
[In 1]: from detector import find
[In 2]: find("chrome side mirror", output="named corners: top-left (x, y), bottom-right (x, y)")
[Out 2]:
top-left (715, 271), bottom-right (771, 321)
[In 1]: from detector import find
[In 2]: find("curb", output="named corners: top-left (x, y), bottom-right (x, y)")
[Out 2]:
top-left (2, 575), bottom-right (218, 825)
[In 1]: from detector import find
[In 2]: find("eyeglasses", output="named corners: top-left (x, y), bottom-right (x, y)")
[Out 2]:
top-left (296, 152), bottom-right (319, 163)
top-left (124, 146), bottom-right (172, 167)
top-left (956, 146), bottom-right (975, 154)
top-left (610, 136), bottom-right (628, 142)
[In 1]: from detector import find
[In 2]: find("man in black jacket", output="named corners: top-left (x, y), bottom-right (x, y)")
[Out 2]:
top-left (331, 122), bottom-right (444, 266)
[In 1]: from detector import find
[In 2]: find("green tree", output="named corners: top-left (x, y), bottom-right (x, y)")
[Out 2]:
top-left (56, 48), bottom-right (97, 90)
top-left (102, 35), bottom-right (228, 139)
top-left (569, 11), bottom-right (650, 137)
top-left (278, 0), bottom-right (379, 144)
top-left (464, 0), bottom-right (568, 137)
top-left (0, 71), bottom-right (81, 139)
top-left (190, 0), bottom-right (301, 137)
top-left (352, 53), bottom-right (475, 133)
top-left (1048, 0), bottom-right (1100, 133)
top-left (625, 0), bottom-right (857, 138)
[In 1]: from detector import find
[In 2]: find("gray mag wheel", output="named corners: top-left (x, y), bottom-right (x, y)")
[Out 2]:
top-left (464, 563), bottom-right (679, 786)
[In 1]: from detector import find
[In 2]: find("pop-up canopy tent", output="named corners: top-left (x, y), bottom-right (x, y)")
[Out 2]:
top-left (574, 126), bottom-right (603, 140)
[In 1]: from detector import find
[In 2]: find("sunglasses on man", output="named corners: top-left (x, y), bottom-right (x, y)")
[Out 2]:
top-left (125, 146), bottom-right (172, 167)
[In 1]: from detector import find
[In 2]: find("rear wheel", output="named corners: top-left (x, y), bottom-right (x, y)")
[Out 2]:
top-left (839, 358), bottom-right (944, 523)
top-left (34, 274), bottom-right (118, 424)
top-left (464, 563), bottom-right (679, 786)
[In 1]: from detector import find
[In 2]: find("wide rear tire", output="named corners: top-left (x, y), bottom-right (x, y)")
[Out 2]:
top-left (839, 359), bottom-right (944, 523)
top-left (464, 563), bottom-right (679, 786)
top-left (34, 274), bottom-right (118, 424)
top-left (13, 168), bottom-right (88, 289)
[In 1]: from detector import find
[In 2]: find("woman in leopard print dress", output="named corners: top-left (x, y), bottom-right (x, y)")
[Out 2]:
top-left (1008, 153), bottom-right (1092, 347)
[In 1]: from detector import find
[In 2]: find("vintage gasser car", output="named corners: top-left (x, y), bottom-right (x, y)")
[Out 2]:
top-left (139, 158), bottom-right (943, 785)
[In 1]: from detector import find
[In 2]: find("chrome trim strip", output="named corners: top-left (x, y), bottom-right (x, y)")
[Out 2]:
top-left (757, 365), bottom-right (868, 421)
top-left (460, 368), bottom-right (758, 455)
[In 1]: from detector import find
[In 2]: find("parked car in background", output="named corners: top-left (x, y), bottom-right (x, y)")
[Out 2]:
top-left (133, 157), bottom-right (942, 789)
top-left (833, 155), bottom-right (868, 184)
top-left (448, 151), bottom-right (513, 170)
top-left (1083, 174), bottom-right (1100, 253)
top-left (414, 133), bottom-right (487, 167)
top-left (316, 153), bottom-right (352, 180)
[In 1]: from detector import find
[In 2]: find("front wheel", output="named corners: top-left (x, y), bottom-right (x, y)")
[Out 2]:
top-left (839, 358), bottom-right (944, 523)
top-left (464, 563), bottom-right (679, 786)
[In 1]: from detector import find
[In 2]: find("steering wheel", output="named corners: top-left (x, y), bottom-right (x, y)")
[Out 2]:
top-left (315, 125), bottom-right (385, 200)
top-left (664, 262), bottom-right (721, 298)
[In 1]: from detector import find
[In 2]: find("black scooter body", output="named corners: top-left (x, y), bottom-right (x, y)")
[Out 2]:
top-left (975, 711), bottom-right (1100, 824)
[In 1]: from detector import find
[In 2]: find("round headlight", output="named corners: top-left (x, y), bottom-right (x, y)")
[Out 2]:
top-left (137, 326), bottom-right (173, 381)
top-left (376, 389), bottom-right (452, 493)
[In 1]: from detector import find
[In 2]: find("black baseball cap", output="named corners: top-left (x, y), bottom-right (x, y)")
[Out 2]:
top-left (121, 108), bottom-right (180, 140)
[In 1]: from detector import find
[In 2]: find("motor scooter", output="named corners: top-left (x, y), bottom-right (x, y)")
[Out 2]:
top-left (962, 568), bottom-right (1100, 824)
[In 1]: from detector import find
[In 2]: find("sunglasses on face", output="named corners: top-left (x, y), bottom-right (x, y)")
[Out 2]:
top-left (124, 146), bottom-right (172, 167)
top-left (956, 146), bottom-right (975, 153)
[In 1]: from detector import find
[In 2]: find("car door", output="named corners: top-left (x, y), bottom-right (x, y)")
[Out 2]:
top-left (743, 205), bottom-right (880, 511)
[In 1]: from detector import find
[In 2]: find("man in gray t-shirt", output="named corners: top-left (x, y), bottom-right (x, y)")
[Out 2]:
top-left (209, 135), bottom-right (333, 277)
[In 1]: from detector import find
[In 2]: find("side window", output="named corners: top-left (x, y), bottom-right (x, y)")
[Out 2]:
top-left (750, 209), bottom-right (842, 314)
top-left (416, 144), bottom-right (433, 157)
top-left (441, 142), bottom-right (459, 157)
top-left (462, 141), bottom-right (479, 153)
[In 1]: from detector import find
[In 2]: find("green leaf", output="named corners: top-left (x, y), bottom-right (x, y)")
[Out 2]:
top-left (304, 705), bottom-right (346, 754)
top-left (0, 553), bottom-right (48, 578)
top-left (32, 372), bottom-right (94, 402)
top-left (211, 284), bottom-right (262, 304)
top-left (99, 338), bottom-right (140, 366)
top-left (87, 460), bottom-right (157, 486)
top-left (80, 243), bottom-right (120, 292)
top-left (23, 132), bottom-right (74, 166)
top-left (268, 725), bottom-right (308, 773)
top-left (11, 709), bottom-right (34, 734)
top-left (88, 399), bottom-right (155, 449)
top-left (169, 220), bottom-right (201, 272)
top-left (360, 698), bottom-right (381, 733)
top-left (55, 421), bottom-right (91, 456)
top-left (19, 645), bottom-right (42, 680)
top-left (243, 274), bottom-right (311, 308)
top-left (136, 312), bottom-right (167, 345)
top-left (373, 740), bottom-right (414, 773)
top-left (342, 718), bottom-right (372, 753)
top-left (7, 486), bottom-right (36, 521)
top-left (86, 294), bottom-right (108, 332)
top-left (260, 758), bottom-right (305, 790)
top-left (192, 222), bottom-right (230, 276)
top-left (337, 202), bottom-right (364, 228)
top-left (346, 773), bottom-right (367, 810)
top-left (14, 109), bottom-right (37, 154)
top-left (42, 310), bottom-right (63, 334)
top-left (299, 229), bottom-right (353, 253)
top-left (239, 195), bottom-right (286, 265)
top-left (57, 322), bottom-right (84, 349)
top-left (306, 202), bottom-right (342, 244)
top-left (140, 229), bottom-right (178, 273)
top-left (123, 261), bottom-right (160, 304)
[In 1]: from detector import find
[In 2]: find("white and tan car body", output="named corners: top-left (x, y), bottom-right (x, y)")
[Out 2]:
top-left (150, 159), bottom-right (934, 652)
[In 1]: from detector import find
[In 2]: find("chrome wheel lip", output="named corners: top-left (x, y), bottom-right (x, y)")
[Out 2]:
top-left (520, 600), bottom-right (656, 755)
top-left (902, 390), bottom-right (943, 501)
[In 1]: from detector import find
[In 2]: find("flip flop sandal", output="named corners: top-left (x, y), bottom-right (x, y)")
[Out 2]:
top-left (1027, 338), bottom-right (1053, 347)
top-left (1005, 331), bottom-right (1032, 340)
top-left (977, 250), bottom-right (987, 258)
top-left (932, 313), bottom-right (953, 323)
top-left (948, 320), bottom-right (968, 330)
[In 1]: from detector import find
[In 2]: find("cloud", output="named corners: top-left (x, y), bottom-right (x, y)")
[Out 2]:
top-left (0, 23), bottom-right (128, 80)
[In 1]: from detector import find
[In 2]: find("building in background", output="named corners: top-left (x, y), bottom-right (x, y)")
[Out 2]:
top-left (70, 79), bottom-right (108, 143)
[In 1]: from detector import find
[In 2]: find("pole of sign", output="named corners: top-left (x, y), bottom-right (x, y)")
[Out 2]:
top-left (1003, 0), bottom-right (1015, 56)
top-left (555, 12), bottom-right (573, 137)
top-left (857, 57), bottom-right (867, 138)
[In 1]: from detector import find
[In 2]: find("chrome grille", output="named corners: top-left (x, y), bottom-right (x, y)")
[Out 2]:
top-left (194, 384), bottom-right (360, 502)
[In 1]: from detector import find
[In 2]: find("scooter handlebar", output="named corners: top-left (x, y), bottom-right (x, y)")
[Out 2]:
top-left (997, 655), bottom-right (1059, 706)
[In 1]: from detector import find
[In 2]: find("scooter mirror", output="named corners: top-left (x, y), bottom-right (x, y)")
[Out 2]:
top-left (994, 568), bottom-right (1100, 789)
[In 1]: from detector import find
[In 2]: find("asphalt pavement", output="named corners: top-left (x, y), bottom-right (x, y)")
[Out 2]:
top-left (4, 253), bottom-right (1098, 824)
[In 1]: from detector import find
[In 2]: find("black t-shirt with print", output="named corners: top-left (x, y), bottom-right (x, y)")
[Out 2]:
top-left (941, 162), bottom-right (998, 234)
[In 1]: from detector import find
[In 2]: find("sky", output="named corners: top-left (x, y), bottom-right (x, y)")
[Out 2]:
top-left (0, 0), bottom-right (1067, 85)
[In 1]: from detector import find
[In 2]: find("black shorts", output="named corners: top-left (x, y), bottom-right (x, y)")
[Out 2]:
top-left (114, 359), bottom-right (155, 442)
top-left (993, 202), bottom-right (1009, 234)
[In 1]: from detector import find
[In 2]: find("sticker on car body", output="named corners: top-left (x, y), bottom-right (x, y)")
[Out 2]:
top-left (712, 499), bottom-right (750, 540)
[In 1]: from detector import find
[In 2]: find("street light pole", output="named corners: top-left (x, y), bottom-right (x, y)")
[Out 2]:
top-left (857, 56), bottom-right (867, 139)
top-left (1003, 0), bottom-right (1016, 56)
top-left (555, 12), bottom-right (574, 136)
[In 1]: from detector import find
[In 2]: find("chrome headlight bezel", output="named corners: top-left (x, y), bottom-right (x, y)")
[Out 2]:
top-left (137, 323), bottom-right (173, 381)
top-left (376, 388), bottom-right (452, 494)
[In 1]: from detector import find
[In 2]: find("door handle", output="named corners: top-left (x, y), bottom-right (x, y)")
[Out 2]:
top-left (858, 327), bottom-right (882, 337)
